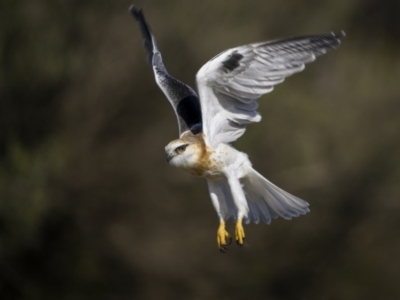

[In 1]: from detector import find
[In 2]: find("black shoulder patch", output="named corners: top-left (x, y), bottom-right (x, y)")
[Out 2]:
top-left (222, 51), bottom-right (244, 72)
top-left (189, 123), bottom-right (202, 135)
top-left (176, 95), bottom-right (203, 134)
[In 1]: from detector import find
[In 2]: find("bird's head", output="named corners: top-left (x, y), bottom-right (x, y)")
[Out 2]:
top-left (165, 139), bottom-right (199, 169)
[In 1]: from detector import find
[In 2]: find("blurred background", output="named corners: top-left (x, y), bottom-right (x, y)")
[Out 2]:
top-left (1, 0), bottom-right (400, 299)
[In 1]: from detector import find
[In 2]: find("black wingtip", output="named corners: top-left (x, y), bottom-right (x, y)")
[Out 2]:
top-left (129, 4), bottom-right (142, 20)
top-left (335, 30), bottom-right (346, 38)
top-left (330, 30), bottom-right (346, 47)
top-left (129, 4), bottom-right (157, 66)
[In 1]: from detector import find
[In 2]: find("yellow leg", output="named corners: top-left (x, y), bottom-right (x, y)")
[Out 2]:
top-left (235, 218), bottom-right (245, 245)
top-left (217, 221), bottom-right (231, 253)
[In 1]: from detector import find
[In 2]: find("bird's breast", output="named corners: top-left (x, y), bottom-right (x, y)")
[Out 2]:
top-left (186, 145), bottom-right (233, 179)
top-left (185, 152), bottom-right (223, 179)
top-left (178, 133), bottom-right (245, 179)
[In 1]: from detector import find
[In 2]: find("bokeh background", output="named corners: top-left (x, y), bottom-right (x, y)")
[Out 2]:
top-left (1, 0), bottom-right (400, 299)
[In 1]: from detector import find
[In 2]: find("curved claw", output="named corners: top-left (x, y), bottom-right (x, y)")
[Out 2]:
top-left (236, 237), bottom-right (245, 246)
top-left (219, 236), bottom-right (232, 253)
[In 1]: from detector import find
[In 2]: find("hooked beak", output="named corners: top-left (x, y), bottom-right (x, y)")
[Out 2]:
top-left (166, 153), bottom-right (173, 163)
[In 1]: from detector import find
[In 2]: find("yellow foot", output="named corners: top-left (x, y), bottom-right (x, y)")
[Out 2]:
top-left (235, 218), bottom-right (245, 246)
top-left (217, 221), bottom-right (232, 253)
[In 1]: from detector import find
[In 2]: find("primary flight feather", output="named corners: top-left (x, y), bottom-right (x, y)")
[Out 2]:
top-left (129, 5), bottom-right (344, 252)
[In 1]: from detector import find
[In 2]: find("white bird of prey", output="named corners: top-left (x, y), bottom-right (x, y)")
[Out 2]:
top-left (129, 5), bottom-right (344, 252)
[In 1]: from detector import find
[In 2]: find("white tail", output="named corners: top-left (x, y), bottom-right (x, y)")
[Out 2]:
top-left (219, 167), bottom-right (310, 224)
top-left (216, 167), bottom-right (309, 224)
top-left (239, 167), bottom-right (309, 224)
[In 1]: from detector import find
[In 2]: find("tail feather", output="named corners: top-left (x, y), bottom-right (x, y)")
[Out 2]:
top-left (242, 167), bottom-right (309, 224)
top-left (247, 199), bottom-right (260, 224)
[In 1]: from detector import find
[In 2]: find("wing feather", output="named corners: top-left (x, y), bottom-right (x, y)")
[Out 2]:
top-left (130, 6), bottom-right (202, 135)
top-left (196, 31), bottom-right (345, 146)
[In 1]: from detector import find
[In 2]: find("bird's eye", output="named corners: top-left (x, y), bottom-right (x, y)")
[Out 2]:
top-left (176, 145), bottom-right (187, 153)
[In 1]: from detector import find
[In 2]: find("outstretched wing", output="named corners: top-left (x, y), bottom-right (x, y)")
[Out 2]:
top-left (196, 32), bottom-right (345, 146)
top-left (129, 6), bottom-right (202, 135)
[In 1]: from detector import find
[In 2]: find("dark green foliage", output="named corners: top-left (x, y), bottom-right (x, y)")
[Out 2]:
top-left (1, 0), bottom-right (400, 299)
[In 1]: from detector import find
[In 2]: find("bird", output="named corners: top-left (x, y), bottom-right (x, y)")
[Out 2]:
top-left (129, 5), bottom-right (344, 252)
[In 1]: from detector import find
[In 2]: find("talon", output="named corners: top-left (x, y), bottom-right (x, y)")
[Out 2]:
top-left (219, 246), bottom-right (228, 253)
top-left (236, 237), bottom-right (245, 246)
top-left (217, 221), bottom-right (231, 252)
top-left (235, 218), bottom-right (245, 246)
